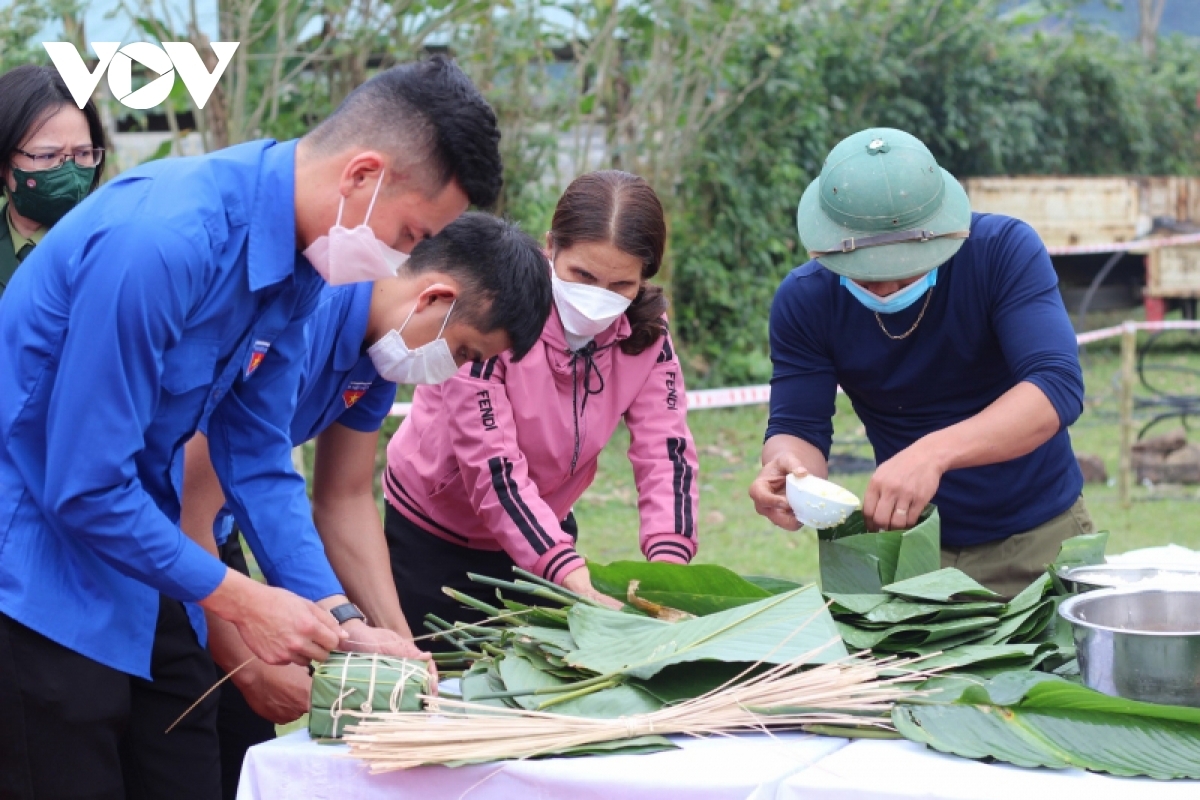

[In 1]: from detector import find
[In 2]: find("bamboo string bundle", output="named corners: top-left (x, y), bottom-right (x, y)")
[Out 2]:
top-left (341, 645), bottom-right (930, 772)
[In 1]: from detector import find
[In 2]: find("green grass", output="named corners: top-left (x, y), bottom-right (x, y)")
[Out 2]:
top-left (570, 340), bottom-right (1200, 586)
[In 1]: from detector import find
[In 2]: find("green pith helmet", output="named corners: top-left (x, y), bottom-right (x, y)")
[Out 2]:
top-left (797, 128), bottom-right (972, 281)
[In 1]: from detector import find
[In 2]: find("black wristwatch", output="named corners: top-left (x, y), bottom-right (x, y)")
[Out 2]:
top-left (328, 602), bottom-right (366, 626)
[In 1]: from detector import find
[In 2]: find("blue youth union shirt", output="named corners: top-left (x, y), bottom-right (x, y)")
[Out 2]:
top-left (767, 213), bottom-right (1085, 548)
top-left (290, 282), bottom-right (397, 443)
top-left (206, 281), bottom-right (397, 546)
top-left (0, 139), bottom-right (343, 679)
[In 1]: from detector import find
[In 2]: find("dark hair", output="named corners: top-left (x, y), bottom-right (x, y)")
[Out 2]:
top-left (0, 65), bottom-right (106, 193)
top-left (306, 56), bottom-right (502, 208)
top-left (549, 170), bottom-right (668, 355)
top-left (405, 212), bottom-right (551, 360)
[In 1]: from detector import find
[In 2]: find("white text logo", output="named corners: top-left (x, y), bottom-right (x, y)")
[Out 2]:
top-left (43, 42), bottom-right (239, 110)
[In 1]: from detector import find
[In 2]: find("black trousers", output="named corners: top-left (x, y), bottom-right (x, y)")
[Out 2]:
top-left (215, 532), bottom-right (276, 800)
top-left (384, 503), bottom-right (577, 651)
top-left (0, 597), bottom-right (221, 800)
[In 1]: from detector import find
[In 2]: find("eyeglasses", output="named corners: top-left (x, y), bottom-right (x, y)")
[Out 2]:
top-left (13, 147), bottom-right (105, 170)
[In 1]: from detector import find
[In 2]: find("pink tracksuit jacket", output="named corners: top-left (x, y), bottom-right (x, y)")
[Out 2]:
top-left (384, 306), bottom-right (700, 585)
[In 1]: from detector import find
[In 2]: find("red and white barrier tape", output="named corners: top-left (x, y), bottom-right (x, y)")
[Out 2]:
top-left (1045, 231), bottom-right (1200, 257)
top-left (1074, 319), bottom-right (1200, 345)
top-left (388, 320), bottom-right (1200, 418)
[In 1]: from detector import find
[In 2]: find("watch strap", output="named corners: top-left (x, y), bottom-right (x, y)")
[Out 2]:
top-left (328, 602), bottom-right (366, 626)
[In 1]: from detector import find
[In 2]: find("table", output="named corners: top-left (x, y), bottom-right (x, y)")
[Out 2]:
top-left (776, 739), bottom-right (1199, 800)
top-left (241, 548), bottom-right (1200, 798)
top-left (238, 731), bottom-right (1197, 800)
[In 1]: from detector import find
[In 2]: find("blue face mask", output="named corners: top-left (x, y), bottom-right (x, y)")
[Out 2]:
top-left (840, 268), bottom-right (938, 314)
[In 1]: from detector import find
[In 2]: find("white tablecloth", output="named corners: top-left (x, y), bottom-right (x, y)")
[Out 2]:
top-left (776, 739), bottom-right (1199, 800)
top-left (236, 730), bottom-right (847, 800)
top-left (238, 731), bottom-right (1196, 800)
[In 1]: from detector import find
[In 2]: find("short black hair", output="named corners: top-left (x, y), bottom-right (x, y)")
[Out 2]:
top-left (0, 65), bottom-right (106, 192)
top-left (306, 56), bottom-right (502, 208)
top-left (405, 212), bottom-right (551, 361)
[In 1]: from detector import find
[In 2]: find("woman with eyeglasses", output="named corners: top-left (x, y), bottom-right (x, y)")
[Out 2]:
top-left (0, 64), bottom-right (106, 298)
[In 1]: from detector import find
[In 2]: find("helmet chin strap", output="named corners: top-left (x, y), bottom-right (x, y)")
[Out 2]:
top-left (809, 228), bottom-right (970, 257)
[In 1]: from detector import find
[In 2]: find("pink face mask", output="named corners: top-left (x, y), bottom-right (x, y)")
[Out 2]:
top-left (303, 172), bottom-right (410, 285)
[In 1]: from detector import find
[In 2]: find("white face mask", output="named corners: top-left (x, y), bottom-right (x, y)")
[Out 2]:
top-left (551, 266), bottom-right (633, 350)
top-left (303, 172), bottom-right (410, 286)
top-left (367, 299), bottom-right (459, 385)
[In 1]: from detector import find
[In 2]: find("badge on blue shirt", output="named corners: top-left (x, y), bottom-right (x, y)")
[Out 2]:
top-left (246, 339), bottom-right (272, 377)
top-left (342, 380), bottom-right (371, 408)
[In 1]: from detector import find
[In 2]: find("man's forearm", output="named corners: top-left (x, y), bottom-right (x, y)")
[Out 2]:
top-left (207, 604), bottom-right (258, 674)
top-left (313, 491), bottom-right (413, 639)
top-left (180, 433), bottom-right (227, 558)
top-left (918, 381), bottom-right (1060, 473)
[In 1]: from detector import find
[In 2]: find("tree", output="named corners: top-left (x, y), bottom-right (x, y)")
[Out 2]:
top-left (117, 0), bottom-right (494, 150)
top-left (558, 0), bottom-right (788, 288)
top-left (1139, 0), bottom-right (1168, 59)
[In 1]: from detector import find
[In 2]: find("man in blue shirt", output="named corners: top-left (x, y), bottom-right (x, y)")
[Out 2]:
top-left (750, 128), bottom-right (1092, 599)
top-left (0, 57), bottom-right (503, 799)
top-left (177, 213), bottom-right (551, 799)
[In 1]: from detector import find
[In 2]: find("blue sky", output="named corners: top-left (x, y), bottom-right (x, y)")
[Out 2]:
top-left (33, 0), bottom-right (1200, 49)
top-left (42, 1), bottom-right (220, 43)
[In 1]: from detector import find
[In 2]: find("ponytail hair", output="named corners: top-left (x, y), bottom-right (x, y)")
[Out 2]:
top-left (549, 170), bottom-right (668, 355)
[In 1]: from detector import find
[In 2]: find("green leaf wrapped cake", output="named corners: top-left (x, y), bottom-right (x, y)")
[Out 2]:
top-left (309, 652), bottom-right (430, 739)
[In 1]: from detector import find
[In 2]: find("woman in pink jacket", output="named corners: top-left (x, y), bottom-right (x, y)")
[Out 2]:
top-left (384, 170), bottom-right (700, 636)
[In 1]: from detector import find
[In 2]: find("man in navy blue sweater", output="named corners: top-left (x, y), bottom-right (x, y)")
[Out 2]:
top-left (750, 128), bottom-right (1092, 597)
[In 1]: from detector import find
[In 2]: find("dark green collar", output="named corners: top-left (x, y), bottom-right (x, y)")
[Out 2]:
top-left (0, 201), bottom-right (27, 296)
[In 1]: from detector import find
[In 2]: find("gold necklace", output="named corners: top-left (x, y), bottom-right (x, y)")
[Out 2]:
top-left (874, 288), bottom-right (933, 341)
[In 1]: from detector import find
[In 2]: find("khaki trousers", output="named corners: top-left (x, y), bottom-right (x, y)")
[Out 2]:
top-left (941, 497), bottom-right (1096, 599)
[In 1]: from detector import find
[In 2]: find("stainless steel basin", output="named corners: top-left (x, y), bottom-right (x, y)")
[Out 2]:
top-left (1058, 587), bottom-right (1200, 707)
top-left (1058, 564), bottom-right (1200, 592)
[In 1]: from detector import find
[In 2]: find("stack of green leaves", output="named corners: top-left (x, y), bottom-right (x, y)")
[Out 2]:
top-left (818, 506), bottom-right (942, 595)
top-left (818, 508), bottom-right (1109, 675)
top-left (430, 566), bottom-right (848, 720)
top-left (894, 672), bottom-right (1200, 779)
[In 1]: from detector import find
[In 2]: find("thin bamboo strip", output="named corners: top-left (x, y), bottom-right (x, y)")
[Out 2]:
top-left (341, 651), bottom-right (931, 772)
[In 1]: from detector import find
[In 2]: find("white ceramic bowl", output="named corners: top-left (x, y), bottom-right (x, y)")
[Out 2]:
top-left (785, 473), bottom-right (861, 529)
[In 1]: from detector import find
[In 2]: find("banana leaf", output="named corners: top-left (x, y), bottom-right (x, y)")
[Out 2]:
top-left (894, 703), bottom-right (1200, 779)
top-left (894, 672), bottom-right (1200, 779)
top-left (498, 598), bottom-right (571, 629)
top-left (497, 652), bottom-right (662, 717)
top-left (567, 586), bottom-right (847, 680)
top-left (976, 600), bottom-right (1055, 646)
top-left (895, 644), bottom-right (1059, 675)
top-left (510, 625), bottom-right (578, 653)
top-left (835, 616), bottom-right (998, 651)
top-left (444, 735), bottom-right (678, 766)
top-left (589, 560), bottom-right (771, 615)
top-left (1000, 574), bottom-right (1052, 617)
top-left (459, 661), bottom-right (521, 709)
top-left (1053, 531), bottom-right (1110, 568)
top-left (826, 593), bottom-right (891, 615)
top-left (634, 661), bottom-right (763, 705)
top-left (944, 671), bottom-right (1200, 718)
top-left (552, 737), bottom-right (679, 758)
top-left (882, 568), bottom-right (1001, 602)
top-left (511, 638), bottom-right (582, 679)
top-left (743, 575), bottom-right (804, 594)
top-left (863, 599), bottom-right (1004, 624)
top-left (818, 507), bottom-right (940, 595)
